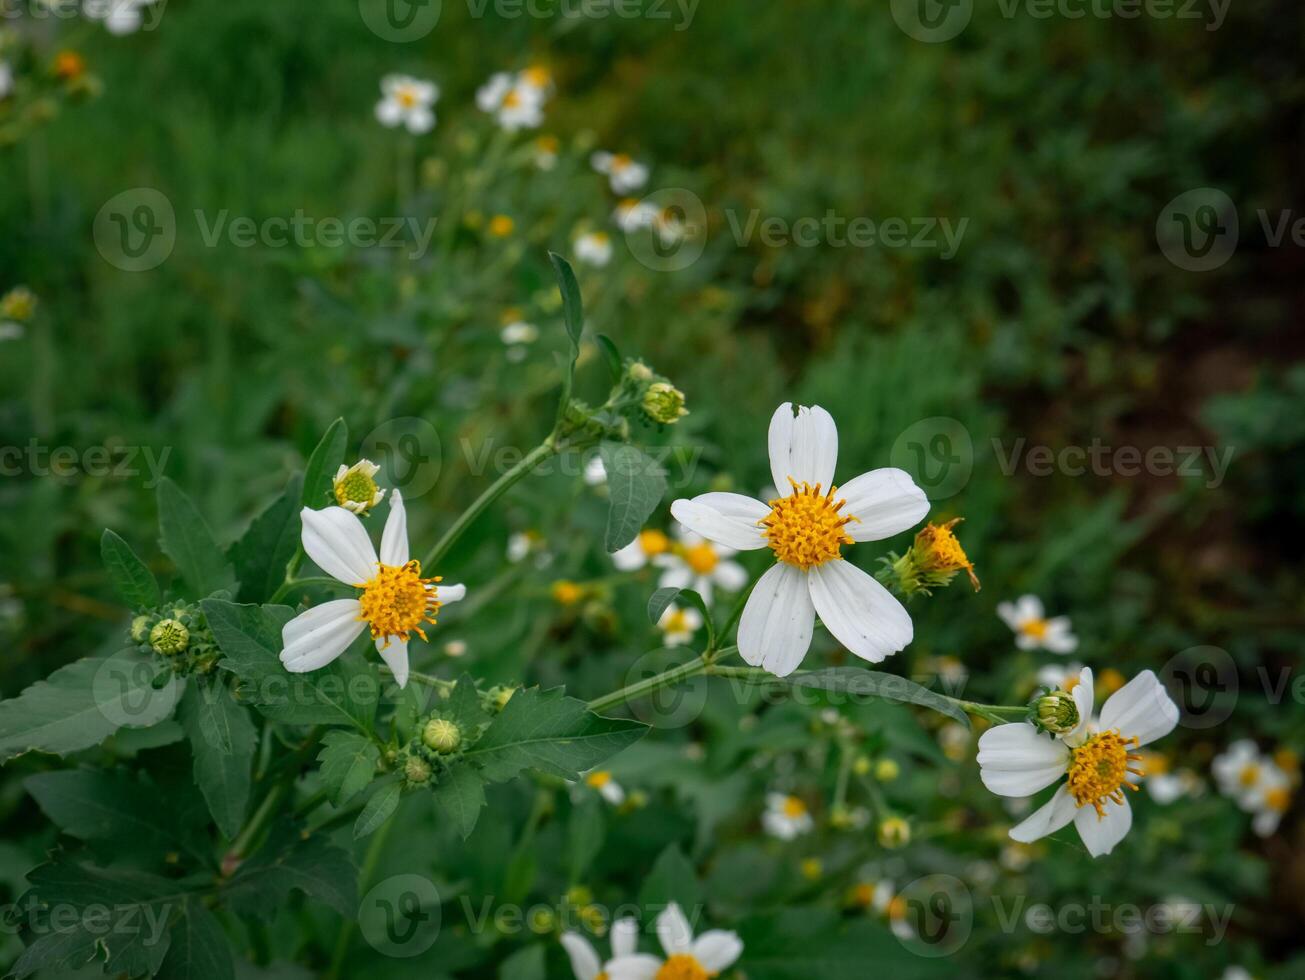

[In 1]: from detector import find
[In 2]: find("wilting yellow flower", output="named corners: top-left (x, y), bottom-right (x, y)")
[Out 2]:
top-left (913, 518), bottom-right (980, 590)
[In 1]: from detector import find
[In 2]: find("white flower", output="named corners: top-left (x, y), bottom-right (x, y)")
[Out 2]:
top-left (615, 198), bottom-right (657, 233)
top-left (997, 594), bottom-right (1077, 653)
top-left (584, 455), bottom-right (607, 486)
top-left (1146, 768), bottom-right (1202, 805)
top-left (1244, 762), bottom-right (1291, 837)
top-left (0, 322), bottom-right (22, 342)
top-left (625, 903), bottom-right (743, 978)
top-left (1212, 739), bottom-right (1264, 800)
top-left (670, 402), bottom-right (929, 677)
top-left (657, 604), bottom-right (702, 647)
top-left (652, 526), bottom-right (748, 607)
top-left (977, 668), bottom-right (1179, 857)
top-left (84, 0), bottom-right (155, 35)
top-left (561, 918), bottom-right (659, 980)
top-left (762, 793), bottom-right (813, 840)
top-left (582, 770), bottom-right (626, 806)
top-left (500, 319), bottom-right (539, 346)
top-left (1221, 967), bottom-right (1254, 980)
top-left (375, 74), bottom-right (438, 134)
top-left (278, 491), bottom-right (465, 688)
top-left (1036, 661), bottom-right (1083, 690)
top-left (591, 152), bottom-right (649, 194)
top-left (533, 134), bottom-right (560, 170)
top-left (332, 459), bottom-right (386, 516)
top-left (574, 230), bottom-right (613, 267)
top-left (476, 71), bottom-right (547, 131)
top-left (611, 528), bottom-right (672, 571)
top-left (0, 62), bottom-right (12, 99)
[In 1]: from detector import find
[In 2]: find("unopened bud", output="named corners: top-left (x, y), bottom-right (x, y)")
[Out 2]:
top-left (878, 816), bottom-right (911, 849)
top-left (422, 718), bottom-right (462, 754)
top-left (149, 619), bottom-right (189, 656)
top-left (641, 382), bottom-right (688, 424)
top-left (1034, 690), bottom-right (1080, 735)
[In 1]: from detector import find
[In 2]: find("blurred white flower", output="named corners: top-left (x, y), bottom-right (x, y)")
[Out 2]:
top-left (657, 603), bottom-right (702, 647)
top-left (574, 230), bottom-right (613, 267)
top-left (997, 594), bottom-right (1077, 653)
top-left (584, 455), bottom-right (606, 486)
top-left (375, 74), bottom-right (438, 134)
top-left (583, 770), bottom-right (625, 806)
top-left (84, 0), bottom-right (156, 35)
top-left (652, 526), bottom-right (748, 607)
top-left (560, 918), bottom-right (658, 980)
top-left (1212, 739), bottom-right (1264, 800)
top-left (1036, 661), bottom-right (1084, 690)
top-left (0, 62), bottom-right (12, 99)
top-left (500, 319), bottom-right (539, 346)
top-left (533, 134), bottom-right (560, 170)
top-left (591, 151), bottom-right (649, 194)
top-left (1244, 762), bottom-right (1291, 837)
top-left (762, 793), bottom-right (813, 840)
top-left (611, 528), bottom-right (672, 571)
top-left (639, 903), bottom-right (743, 978)
top-left (477, 70), bottom-right (547, 131)
top-left (615, 197), bottom-right (657, 233)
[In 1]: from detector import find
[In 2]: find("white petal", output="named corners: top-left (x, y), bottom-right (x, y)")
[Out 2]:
top-left (669, 493), bottom-right (769, 551)
top-left (1042, 618), bottom-right (1078, 654)
top-left (301, 506), bottom-right (378, 584)
top-left (1075, 797), bottom-right (1132, 856)
top-left (612, 541), bottom-right (647, 571)
top-left (712, 560), bottom-right (749, 592)
top-left (1009, 784), bottom-right (1077, 843)
top-left (379, 490), bottom-right (409, 566)
top-left (405, 106), bottom-right (435, 134)
top-left (996, 601), bottom-right (1022, 630)
top-left (807, 559), bottom-right (912, 664)
top-left (692, 931), bottom-right (743, 972)
top-left (977, 723), bottom-right (1071, 796)
top-left (610, 918), bottom-right (639, 960)
top-left (657, 565), bottom-right (694, 592)
top-left (737, 562), bottom-right (815, 677)
top-left (768, 402), bottom-right (837, 491)
top-left (1016, 594), bottom-right (1044, 621)
top-left (656, 903), bottom-right (693, 956)
top-left (280, 599), bottom-right (365, 673)
top-left (1099, 670), bottom-right (1179, 746)
top-left (837, 468), bottom-right (929, 542)
top-left (606, 956), bottom-right (661, 980)
top-left (559, 933), bottom-right (601, 980)
top-left (375, 637), bottom-right (409, 689)
top-left (438, 583), bottom-right (467, 605)
top-left (375, 98), bottom-right (403, 126)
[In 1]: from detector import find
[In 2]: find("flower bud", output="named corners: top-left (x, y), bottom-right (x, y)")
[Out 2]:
top-left (422, 718), bottom-right (462, 754)
top-left (0, 286), bottom-right (37, 323)
top-left (878, 816), bottom-right (911, 849)
top-left (130, 615), bottom-right (151, 644)
top-left (1034, 690), bottom-right (1080, 735)
top-left (149, 619), bottom-right (190, 656)
top-left (333, 460), bottom-right (385, 516)
top-left (403, 754), bottom-right (433, 785)
top-left (874, 758), bottom-right (901, 782)
top-left (627, 360), bottom-right (654, 382)
top-left (641, 382), bottom-right (689, 424)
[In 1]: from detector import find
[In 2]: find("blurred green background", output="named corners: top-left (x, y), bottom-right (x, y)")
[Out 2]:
top-left (1, 0), bottom-right (1302, 976)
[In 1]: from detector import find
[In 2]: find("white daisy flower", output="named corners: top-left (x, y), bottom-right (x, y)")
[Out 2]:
top-left (1245, 762), bottom-right (1291, 837)
top-left (561, 918), bottom-right (659, 980)
top-left (584, 455), bottom-right (607, 486)
top-left (1146, 769), bottom-right (1202, 805)
top-left (0, 62), bottom-right (12, 100)
top-left (84, 0), bottom-right (154, 35)
top-left (332, 459), bottom-right (385, 516)
top-left (591, 152), bottom-right (649, 194)
top-left (500, 319), bottom-right (539, 346)
top-left (652, 526), bottom-right (748, 607)
top-left (997, 594), bottom-right (1077, 653)
top-left (1212, 739), bottom-right (1264, 800)
top-left (657, 603), bottom-right (703, 647)
top-left (614, 198), bottom-right (657, 233)
top-left (762, 793), bottom-right (814, 840)
top-left (476, 71), bottom-right (546, 131)
top-left (583, 770), bottom-right (625, 806)
top-left (977, 668), bottom-right (1179, 857)
top-left (611, 528), bottom-right (673, 571)
top-left (670, 402), bottom-right (929, 677)
top-left (278, 491), bottom-right (465, 689)
top-left (631, 903), bottom-right (743, 979)
top-left (574, 230), bottom-right (613, 267)
top-left (375, 74), bottom-right (438, 134)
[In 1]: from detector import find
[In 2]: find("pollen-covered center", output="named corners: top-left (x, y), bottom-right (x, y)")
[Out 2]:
top-left (782, 796), bottom-right (807, 819)
top-left (760, 479), bottom-right (857, 570)
top-left (683, 541), bottom-right (719, 575)
top-left (656, 955), bottom-right (712, 980)
top-left (357, 560), bottom-right (441, 647)
top-left (1020, 618), bottom-right (1049, 640)
top-left (1067, 729), bottom-right (1144, 818)
top-left (335, 471), bottom-right (379, 507)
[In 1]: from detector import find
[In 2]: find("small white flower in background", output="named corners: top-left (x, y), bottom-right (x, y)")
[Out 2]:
top-left (1139, 751), bottom-right (1204, 805)
top-left (997, 594), bottom-right (1077, 653)
top-left (762, 793), bottom-right (813, 840)
top-left (442, 639), bottom-right (467, 658)
top-left (0, 322), bottom-right (22, 342)
top-left (574, 230), bottom-right (613, 267)
top-left (657, 603), bottom-right (702, 646)
top-left (611, 528), bottom-right (672, 571)
top-left (591, 151), bottom-right (649, 194)
top-left (1037, 660), bottom-right (1084, 690)
top-left (977, 667), bottom-right (1179, 856)
top-left (583, 770), bottom-right (625, 806)
top-left (1245, 762), bottom-right (1291, 837)
top-left (507, 530), bottom-right (545, 563)
top-left (332, 459), bottom-right (386, 516)
top-left (561, 918), bottom-right (660, 980)
top-left (0, 62), bottom-right (12, 100)
top-left (500, 319), bottom-right (539, 346)
top-left (652, 207), bottom-right (689, 248)
top-left (584, 455), bottom-right (606, 486)
top-left (476, 70), bottom-right (547, 131)
top-left (1221, 967), bottom-right (1255, 980)
top-left (652, 526), bottom-right (748, 607)
top-left (375, 74), bottom-right (438, 134)
top-left (938, 722), bottom-right (971, 762)
top-left (533, 134), bottom-right (560, 170)
top-left (615, 197), bottom-right (657, 233)
top-left (278, 491), bottom-right (465, 689)
top-left (84, 0), bottom-right (156, 35)
top-left (1212, 739), bottom-right (1264, 799)
top-left (671, 402), bottom-right (929, 677)
top-left (640, 902), bottom-right (743, 978)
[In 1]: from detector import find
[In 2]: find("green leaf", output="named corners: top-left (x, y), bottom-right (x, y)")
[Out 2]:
top-left (302, 418), bottom-right (347, 510)
top-left (354, 780), bottom-right (402, 839)
top-left (204, 599), bottom-right (378, 731)
top-left (465, 687), bottom-right (647, 784)
top-left (0, 649), bottom-right (183, 762)
top-left (599, 442), bottom-right (667, 552)
top-left (548, 251), bottom-right (584, 356)
top-left (781, 667), bottom-right (970, 727)
top-left (156, 898), bottom-right (235, 980)
top-left (596, 333), bottom-right (623, 381)
top-left (566, 797), bottom-right (605, 883)
top-left (646, 586), bottom-right (684, 625)
top-left (499, 944), bottom-right (546, 980)
top-left (431, 765), bottom-right (487, 840)
top-left (178, 678), bottom-right (257, 839)
top-left (638, 844), bottom-right (701, 913)
top-left (157, 478), bottom-right (236, 596)
top-left (317, 731), bottom-right (381, 807)
top-left (100, 529), bottom-right (161, 608)
top-left (230, 474), bottom-right (304, 603)
top-left (223, 820), bottom-right (356, 918)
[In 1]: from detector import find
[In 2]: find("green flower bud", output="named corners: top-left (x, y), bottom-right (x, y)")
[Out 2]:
top-left (1034, 690), bottom-right (1080, 735)
top-left (422, 717), bottom-right (462, 754)
top-left (130, 615), bottom-right (152, 643)
top-left (149, 619), bottom-right (190, 656)
top-left (641, 382), bottom-right (689, 424)
top-left (878, 815), bottom-right (911, 849)
top-left (403, 754), bottom-right (433, 785)
top-left (627, 360), bottom-right (654, 382)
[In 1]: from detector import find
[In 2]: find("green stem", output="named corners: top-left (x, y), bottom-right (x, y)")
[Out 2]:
top-left (421, 439), bottom-right (560, 569)
top-left (268, 576), bottom-right (349, 605)
top-left (229, 784), bottom-right (286, 860)
top-left (586, 646), bottom-right (735, 714)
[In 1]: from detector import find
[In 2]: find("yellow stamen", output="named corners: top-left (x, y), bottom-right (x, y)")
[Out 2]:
top-left (913, 518), bottom-right (980, 590)
top-left (655, 955), bottom-right (712, 980)
top-left (682, 541), bottom-right (719, 575)
top-left (662, 608), bottom-right (692, 634)
top-left (1265, 787), bottom-right (1290, 813)
top-left (397, 87), bottom-right (418, 108)
top-left (760, 478), bottom-right (857, 570)
top-left (611, 152), bottom-right (633, 171)
top-left (585, 771), bottom-right (612, 789)
top-left (356, 560), bottom-right (441, 647)
top-left (639, 529), bottom-right (671, 556)
top-left (1239, 764), bottom-right (1261, 788)
top-left (1020, 618), bottom-right (1049, 640)
top-left (782, 795), bottom-right (807, 819)
top-left (1066, 730), bottom-right (1144, 818)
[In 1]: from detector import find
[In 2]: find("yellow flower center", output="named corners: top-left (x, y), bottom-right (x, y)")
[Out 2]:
top-left (551, 580), bottom-right (583, 605)
top-left (335, 470), bottom-right (379, 507)
top-left (682, 541), bottom-right (719, 575)
top-left (522, 66), bottom-right (551, 87)
top-left (536, 134), bottom-right (559, 153)
top-left (1265, 787), bottom-right (1290, 813)
top-left (760, 479), bottom-right (857, 570)
top-left (662, 609), bottom-right (692, 634)
top-left (397, 87), bottom-right (418, 108)
top-left (596, 974), bottom-right (609, 980)
top-left (639, 529), bottom-right (671, 556)
top-left (656, 955), bottom-right (713, 980)
top-left (1020, 618), bottom-right (1049, 640)
top-left (887, 895), bottom-right (907, 921)
top-left (1238, 764), bottom-right (1261, 788)
top-left (1066, 730), bottom-right (1144, 818)
top-left (586, 771), bottom-right (612, 789)
top-left (611, 153), bottom-right (634, 171)
top-left (357, 561), bottom-right (441, 646)
top-left (782, 795), bottom-right (807, 819)
top-left (914, 518), bottom-right (980, 589)
top-left (489, 214), bottom-right (515, 237)
top-left (503, 88), bottom-right (522, 108)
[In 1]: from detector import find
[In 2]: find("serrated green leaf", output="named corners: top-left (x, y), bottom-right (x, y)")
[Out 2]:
top-left (157, 478), bottom-right (236, 597)
top-left (222, 820), bottom-right (356, 918)
top-left (464, 687), bottom-right (647, 784)
top-left (178, 678), bottom-right (257, 839)
top-left (354, 780), bottom-right (402, 839)
top-left (156, 898), bottom-right (235, 980)
top-left (599, 442), bottom-right (667, 552)
top-left (431, 765), bottom-right (487, 840)
top-left (317, 731), bottom-right (380, 807)
top-left (230, 475), bottom-right (303, 603)
top-left (302, 418), bottom-right (347, 510)
top-left (780, 667), bottom-right (970, 727)
top-left (100, 529), bottom-right (161, 609)
top-left (0, 650), bottom-right (182, 762)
